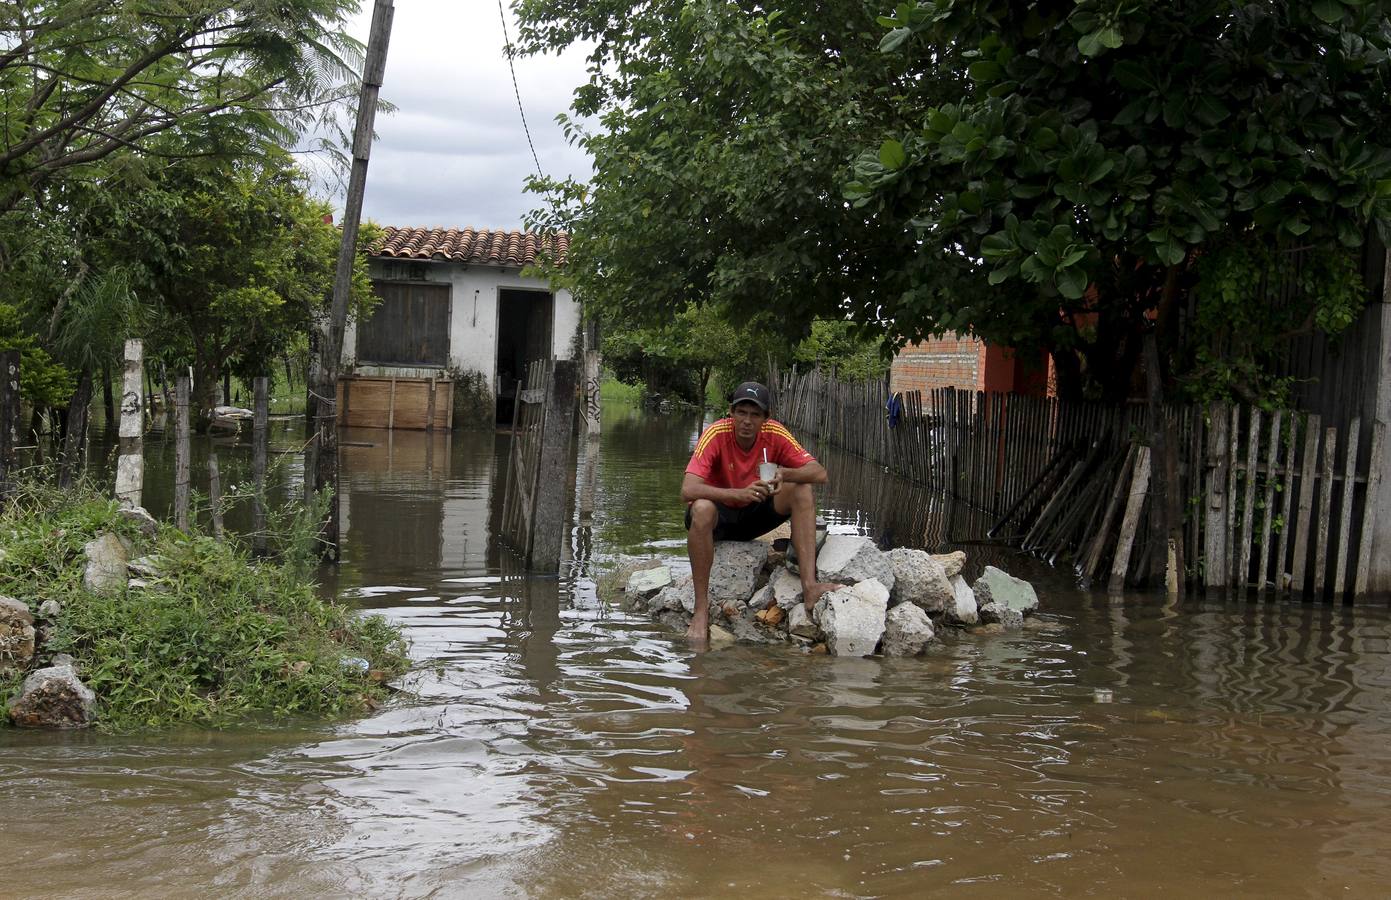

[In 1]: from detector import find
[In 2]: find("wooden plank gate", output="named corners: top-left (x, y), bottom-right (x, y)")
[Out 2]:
top-left (500, 358), bottom-right (579, 571)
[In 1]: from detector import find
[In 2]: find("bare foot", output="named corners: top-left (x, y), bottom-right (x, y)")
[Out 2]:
top-left (802, 582), bottom-right (839, 612)
top-left (684, 619), bottom-right (710, 650)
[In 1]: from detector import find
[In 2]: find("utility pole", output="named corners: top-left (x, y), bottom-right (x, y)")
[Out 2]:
top-left (312, 0), bottom-right (394, 559)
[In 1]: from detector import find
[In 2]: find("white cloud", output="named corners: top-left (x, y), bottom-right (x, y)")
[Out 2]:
top-left (331, 0), bottom-right (593, 231)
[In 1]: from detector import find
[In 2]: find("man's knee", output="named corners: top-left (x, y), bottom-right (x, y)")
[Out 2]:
top-left (775, 482), bottom-right (814, 517)
top-left (688, 499), bottom-right (718, 530)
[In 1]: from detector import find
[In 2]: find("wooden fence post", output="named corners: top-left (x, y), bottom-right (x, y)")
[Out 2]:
top-left (1314, 426), bottom-right (1338, 598)
top-left (1203, 402), bottom-right (1229, 589)
top-left (528, 359), bottom-right (579, 572)
top-left (1109, 446), bottom-right (1151, 592)
top-left (1290, 414), bottom-right (1321, 594)
top-left (578, 338), bottom-right (602, 519)
top-left (208, 442), bottom-right (224, 540)
top-left (1354, 423), bottom-right (1385, 599)
top-left (253, 376), bottom-right (269, 554)
top-left (0, 350), bottom-right (18, 498)
top-left (175, 375), bottom-right (191, 531)
top-left (114, 339), bottom-right (144, 508)
top-left (58, 371), bottom-right (92, 489)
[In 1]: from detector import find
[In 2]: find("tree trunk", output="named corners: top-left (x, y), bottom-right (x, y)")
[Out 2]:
top-left (193, 361), bottom-right (220, 433)
top-left (1142, 266), bottom-right (1185, 596)
top-left (1050, 347), bottom-right (1083, 402)
top-left (222, 371), bottom-right (231, 407)
top-left (101, 359), bottom-right (115, 431)
top-left (58, 369), bottom-right (92, 488)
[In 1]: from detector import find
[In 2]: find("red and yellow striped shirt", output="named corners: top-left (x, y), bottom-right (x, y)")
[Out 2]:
top-left (685, 418), bottom-right (816, 506)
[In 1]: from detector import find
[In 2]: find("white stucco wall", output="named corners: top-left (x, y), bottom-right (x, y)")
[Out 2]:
top-left (342, 258), bottom-right (580, 388)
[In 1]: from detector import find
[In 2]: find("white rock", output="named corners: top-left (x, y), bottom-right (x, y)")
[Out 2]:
top-left (882, 603), bottom-right (935, 657)
top-left (770, 566), bottom-right (805, 610)
top-left (815, 536), bottom-right (895, 594)
top-left (973, 566), bottom-right (1039, 615)
top-left (945, 575), bottom-right (979, 626)
top-left (931, 550), bottom-right (967, 578)
top-left (83, 532), bottom-right (130, 595)
top-left (979, 603), bottom-right (1024, 630)
top-left (117, 506), bottom-right (159, 537)
top-left (707, 624), bottom-right (736, 647)
top-left (37, 599), bottom-right (61, 618)
top-left (886, 548), bottom-right (952, 613)
top-left (626, 565), bottom-right (672, 598)
top-left (708, 541), bottom-right (769, 603)
top-left (815, 579), bottom-right (889, 657)
top-left (748, 583), bottom-right (775, 611)
top-left (128, 556), bottom-right (163, 578)
top-left (654, 575), bottom-right (694, 613)
top-left (787, 603), bottom-right (819, 640)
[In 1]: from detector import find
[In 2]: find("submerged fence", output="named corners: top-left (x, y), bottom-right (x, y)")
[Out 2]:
top-left (773, 367), bottom-right (1384, 602)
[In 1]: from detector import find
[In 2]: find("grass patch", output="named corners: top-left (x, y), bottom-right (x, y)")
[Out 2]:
top-left (599, 373), bottom-right (644, 405)
top-left (0, 480), bottom-right (407, 731)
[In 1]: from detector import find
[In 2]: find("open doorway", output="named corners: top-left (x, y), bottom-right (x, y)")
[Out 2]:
top-left (495, 288), bottom-right (554, 423)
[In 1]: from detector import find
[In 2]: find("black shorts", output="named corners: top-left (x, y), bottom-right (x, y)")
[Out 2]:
top-left (685, 498), bottom-right (790, 542)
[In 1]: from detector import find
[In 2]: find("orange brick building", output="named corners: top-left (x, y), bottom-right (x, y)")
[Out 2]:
top-left (890, 333), bottom-right (1053, 396)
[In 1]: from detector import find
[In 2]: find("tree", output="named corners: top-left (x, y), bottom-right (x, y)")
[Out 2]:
top-left (517, 0), bottom-right (924, 346)
top-left (849, 1), bottom-right (1391, 402)
top-left (0, 0), bottom-right (365, 215)
top-left (603, 303), bottom-right (887, 405)
top-left (130, 155), bottom-right (377, 425)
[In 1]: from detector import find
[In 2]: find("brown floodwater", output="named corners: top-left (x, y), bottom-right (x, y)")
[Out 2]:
top-left (3, 402), bottom-right (1391, 898)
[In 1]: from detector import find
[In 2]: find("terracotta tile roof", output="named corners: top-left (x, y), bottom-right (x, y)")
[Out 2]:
top-left (370, 227), bottom-right (568, 267)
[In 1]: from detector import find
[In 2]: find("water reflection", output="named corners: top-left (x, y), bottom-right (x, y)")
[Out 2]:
top-left (2, 402), bottom-right (1391, 897)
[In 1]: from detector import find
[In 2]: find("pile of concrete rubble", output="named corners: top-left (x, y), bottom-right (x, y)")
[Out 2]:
top-left (615, 534), bottom-right (1041, 656)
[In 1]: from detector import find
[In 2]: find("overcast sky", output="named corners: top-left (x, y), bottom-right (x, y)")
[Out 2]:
top-left (333, 1), bottom-right (594, 231)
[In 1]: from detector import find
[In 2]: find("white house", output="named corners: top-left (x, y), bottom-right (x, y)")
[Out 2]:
top-left (340, 226), bottom-right (580, 428)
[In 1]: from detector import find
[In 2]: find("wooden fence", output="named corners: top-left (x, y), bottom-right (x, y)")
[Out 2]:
top-left (499, 358), bottom-right (578, 571)
top-left (773, 366), bottom-right (1384, 601)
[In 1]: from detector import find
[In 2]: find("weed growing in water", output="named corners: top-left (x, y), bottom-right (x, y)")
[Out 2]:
top-left (0, 479), bottom-right (408, 731)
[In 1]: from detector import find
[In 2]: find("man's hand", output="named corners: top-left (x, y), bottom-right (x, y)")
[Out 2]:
top-left (731, 481), bottom-right (774, 505)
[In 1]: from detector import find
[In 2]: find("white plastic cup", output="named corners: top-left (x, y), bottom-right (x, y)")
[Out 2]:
top-left (758, 462), bottom-right (778, 483)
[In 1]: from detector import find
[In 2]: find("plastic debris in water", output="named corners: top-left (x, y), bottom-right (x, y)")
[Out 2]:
top-left (1093, 688), bottom-right (1114, 703)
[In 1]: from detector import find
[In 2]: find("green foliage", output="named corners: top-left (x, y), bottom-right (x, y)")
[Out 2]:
top-left (602, 304), bottom-right (886, 406)
top-left (0, 0), bottom-right (366, 215)
top-left (1184, 240), bottom-right (1365, 406)
top-left (0, 480), bottom-right (407, 731)
top-left (523, 0), bottom-right (1391, 404)
top-left (0, 302), bottom-right (75, 406)
top-left (852, 1), bottom-right (1391, 400)
top-left (518, 0), bottom-right (920, 348)
top-left (791, 319), bottom-right (890, 383)
top-left (102, 154), bottom-right (376, 421)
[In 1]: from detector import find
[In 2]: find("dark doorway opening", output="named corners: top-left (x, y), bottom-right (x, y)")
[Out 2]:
top-left (496, 289), bottom-right (553, 423)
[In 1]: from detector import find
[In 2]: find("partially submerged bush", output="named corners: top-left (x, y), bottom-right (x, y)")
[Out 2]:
top-left (0, 481), bottom-right (407, 731)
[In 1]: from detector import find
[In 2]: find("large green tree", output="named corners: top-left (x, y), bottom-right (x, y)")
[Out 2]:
top-left (517, 0), bottom-right (923, 344)
top-left (522, 0), bottom-right (1391, 404)
top-left (131, 155), bottom-right (376, 424)
top-left (851, 0), bottom-right (1391, 402)
top-left (0, 0), bottom-right (364, 215)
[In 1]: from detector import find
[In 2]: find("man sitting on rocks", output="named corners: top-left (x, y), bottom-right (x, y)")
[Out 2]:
top-left (682, 381), bottom-right (838, 647)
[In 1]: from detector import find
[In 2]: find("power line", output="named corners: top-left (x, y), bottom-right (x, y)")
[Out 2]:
top-left (497, 0), bottom-right (544, 179)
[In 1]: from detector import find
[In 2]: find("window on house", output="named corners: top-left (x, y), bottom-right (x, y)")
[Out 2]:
top-left (357, 282), bottom-right (450, 366)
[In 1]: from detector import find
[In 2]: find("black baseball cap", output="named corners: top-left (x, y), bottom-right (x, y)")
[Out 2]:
top-left (731, 381), bottom-right (771, 411)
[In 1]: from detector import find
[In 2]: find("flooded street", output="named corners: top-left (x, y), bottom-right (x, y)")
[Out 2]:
top-left (4, 402), bottom-right (1391, 897)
